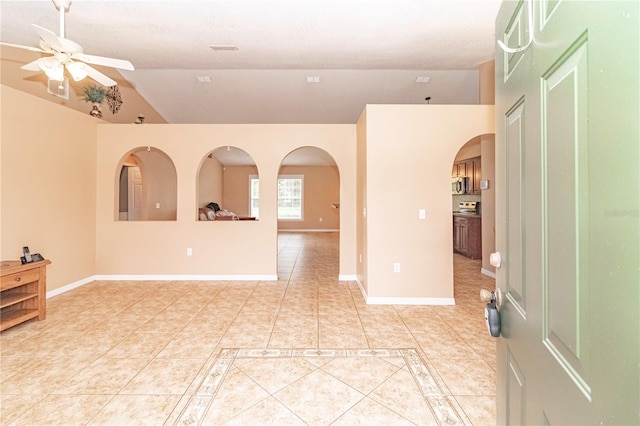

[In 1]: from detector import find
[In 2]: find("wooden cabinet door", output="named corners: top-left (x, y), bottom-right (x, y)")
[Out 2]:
top-left (459, 222), bottom-right (469, 254)
top-left (472, 157), bottom-right (482, 194)
top-left (453, 219), bottom-right (462, 252)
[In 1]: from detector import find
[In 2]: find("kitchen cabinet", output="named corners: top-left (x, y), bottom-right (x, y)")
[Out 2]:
top-left (468, 157), bottom-right (482, 194)
top-left (453, 215), bottom-right (482, 259)
top-left (452, 157), bottom-right (481, 194)
top-left (1, 259), bottom-right (50, 331)
top-left (452, 162), bottom-right (466, 177)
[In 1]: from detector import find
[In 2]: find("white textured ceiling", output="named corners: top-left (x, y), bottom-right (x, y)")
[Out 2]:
top-left (0, 0), bottom-right (502, 125)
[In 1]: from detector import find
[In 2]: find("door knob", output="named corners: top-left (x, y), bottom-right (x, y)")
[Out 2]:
top-left (489, 251), bottom-right (502, 268)
top-left (480, 288), bottom-right (503, 307)
top-left (480, 289), bottom-right (501, 337)
top-left (480, 288), bottom-right (493, 303)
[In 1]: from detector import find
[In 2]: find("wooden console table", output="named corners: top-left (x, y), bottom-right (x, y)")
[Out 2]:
top-left (1, 259), bottom-right (51, 331)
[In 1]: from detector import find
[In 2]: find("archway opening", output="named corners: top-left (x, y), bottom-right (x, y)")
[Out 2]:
top-left (115, 147), bottom-right (177, 221)
top-left (451, 134), bottom-right (496, 300)
top-left (276, 146), bottom-right (340, 281)
top-left (196, 146), bottom-right (259, 221)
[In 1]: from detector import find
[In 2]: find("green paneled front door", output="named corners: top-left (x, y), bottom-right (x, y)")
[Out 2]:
top-left (494, 1), bottom-right (639, 424)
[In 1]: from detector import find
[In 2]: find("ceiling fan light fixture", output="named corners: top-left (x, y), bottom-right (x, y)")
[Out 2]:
top-left (47, 77), bottom-right (69, 100)
top-left (66, 61), bottom-right (88, 81)
top-left (4, 2), bottom-right (134, 90)
top-left (38, 57), bottom-right (64, 81)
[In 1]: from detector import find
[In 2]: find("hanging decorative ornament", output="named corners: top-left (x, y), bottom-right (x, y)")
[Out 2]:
top-left (89, 103), bottom-right (103, 118)
top-left (106, 85), bottom-right (123, 114)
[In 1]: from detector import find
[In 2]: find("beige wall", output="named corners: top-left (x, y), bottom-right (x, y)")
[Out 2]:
top-left (2, 83), bottom-right (495, 302)
top-left (481, 135), bottom-right (496, 274)
top-left (356, 110), bottom-right (368, 294)
top-left (197, 155), bottom-right (224, 213)
top-left (0, 86), bottom-right (97, 291)
top-left (221, 165), bottom-right (259, 217)
top-left (455, 137), bottom-right (482, 161)
top-left (130, 149), bottom-right (178, 221)
top-left (95, 124), bottom-right (357, 278)
top-left (479, 60), bottom-right (496, 105)
top-left (360, 105), bottom-right (494, 302)
top-left (479, 60), bottom-right (496, 275)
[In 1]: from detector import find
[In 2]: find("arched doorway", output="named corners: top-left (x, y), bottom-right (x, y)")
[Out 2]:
top-left (277, 146), bottom-right (340, 281)
top-left (451, 134), bottom-right (496, 299)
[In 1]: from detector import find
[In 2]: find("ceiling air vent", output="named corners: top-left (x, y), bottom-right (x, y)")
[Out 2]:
top-left (209, 45), bottom-right (239, 51)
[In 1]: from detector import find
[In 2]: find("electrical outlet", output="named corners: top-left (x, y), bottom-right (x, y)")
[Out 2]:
top-left (156, 202), bottom-right (160, 209)
top-left (419, 209), bottom-right (426, 219)
top-left (187, 248), bottom-right (193, 256)
top-left (394, 263), bottom-right (400, 273)
top-left (319, 217), bottom-right (323, 222)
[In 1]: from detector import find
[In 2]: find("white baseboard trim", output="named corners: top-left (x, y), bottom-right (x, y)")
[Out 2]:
top-left (355, 277), bottom-right (368, 301)
top-left (46, 274), bottom-right (279, 298)
top-left (93, 274), bottom-right (278, 281)
top-left (481, 268), bottom-right (496, 279)
top-left (278, 229), bottom-right (340, 232)
top-left (365, 297), bottom-right (456, 306)
top-left (47, 276), bottom-right (95, 299)
top-left (355, 277), bottom-right (454, 306)
top-left (48, 274), bottom-right (456, 306)
top-left (338, 274), bottom-right (357, 281)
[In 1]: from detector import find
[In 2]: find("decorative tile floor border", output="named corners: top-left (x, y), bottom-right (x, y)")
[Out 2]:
top-left (175, 348), bottom-right (463, 425)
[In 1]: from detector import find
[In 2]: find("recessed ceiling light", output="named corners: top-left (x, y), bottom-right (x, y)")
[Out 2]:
top-left (306, 76), bottom-right (320, 83)
top-left (415, 76), bottom-right (431, 83)
top-left (196, 76), bottom-right (212, 83)
top-left (209, 45), bottom-right (239, 51)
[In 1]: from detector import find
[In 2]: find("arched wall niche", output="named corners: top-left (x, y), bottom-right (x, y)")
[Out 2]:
top-left (196, 146), bottom-right (259, 221)
top-left (277, 146), bottom-right (340, 231)
top-left (114, 146), bottom-right (177, 221)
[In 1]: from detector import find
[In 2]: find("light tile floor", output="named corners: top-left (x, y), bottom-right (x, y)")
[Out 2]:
top-left (0, 232), bottom-right (496, 425)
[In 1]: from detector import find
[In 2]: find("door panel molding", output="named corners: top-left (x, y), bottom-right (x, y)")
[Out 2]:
top-left (541, 36), bottom-right (591, 401)
top-left (505, 98), bottom-right (527, 318)
top-left (540, 0), bottom-right (560, 29)
top-left (502, 0), bottom-right (528, 80)
top-left (507, 348), bottom-right (526, 425)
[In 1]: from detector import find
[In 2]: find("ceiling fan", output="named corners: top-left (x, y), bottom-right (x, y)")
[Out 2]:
top-left (0, 0), bottom-right (134, 88)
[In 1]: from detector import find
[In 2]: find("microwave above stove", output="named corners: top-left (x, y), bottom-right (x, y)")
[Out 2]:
top-left (452, 176), bottom-right (469, 194)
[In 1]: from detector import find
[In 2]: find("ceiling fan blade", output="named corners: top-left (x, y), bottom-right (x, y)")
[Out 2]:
top-left (72, 53), bottom-right (134, 71)
top-left (32, 24), bottom-right (64, 51)
top-left (74, 62), bottom-right (117, 86)
top-left (0, 41), bottom-right (47, 54)
top-left (20, 59), bottom-right (45, 71)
